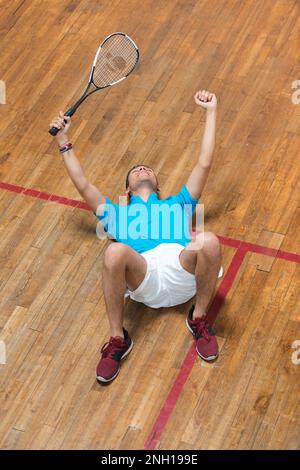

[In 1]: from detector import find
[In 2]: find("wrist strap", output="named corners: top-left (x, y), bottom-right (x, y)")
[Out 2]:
top-left (58, 141), bottom-right (69, 148)
top-left (59, 142), bottom-right (73, 154)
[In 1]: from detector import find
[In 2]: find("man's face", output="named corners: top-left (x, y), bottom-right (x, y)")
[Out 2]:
top-left (127, 165), bottom-right (158, 192)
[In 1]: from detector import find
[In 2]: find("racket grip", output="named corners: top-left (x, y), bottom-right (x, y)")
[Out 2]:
top-left (49, 109), bottom-right (74, 136)
top-left (49, 126), bottom-right (60, 136)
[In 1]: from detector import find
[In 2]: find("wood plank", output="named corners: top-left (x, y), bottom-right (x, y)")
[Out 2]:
top-left (0, 0), bottom-right (299, 450)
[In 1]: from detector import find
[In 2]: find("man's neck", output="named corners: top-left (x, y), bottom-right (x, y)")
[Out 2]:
top-left (131, 187), bottom-right (154, 202)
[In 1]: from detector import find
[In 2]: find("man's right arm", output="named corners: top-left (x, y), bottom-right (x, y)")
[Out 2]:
top-left (50, 112), bottom-right (105, 213)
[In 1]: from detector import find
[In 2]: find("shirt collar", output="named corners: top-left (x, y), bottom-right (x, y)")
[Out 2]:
top-left (130, 192), bottom-right (158, 204)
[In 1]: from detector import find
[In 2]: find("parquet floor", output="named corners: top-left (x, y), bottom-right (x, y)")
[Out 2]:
top-left (0, 0), bottom-right (299, 449)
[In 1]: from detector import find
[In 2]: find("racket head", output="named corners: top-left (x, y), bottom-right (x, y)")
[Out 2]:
top-left (90, 32), bottom-right (139, 89)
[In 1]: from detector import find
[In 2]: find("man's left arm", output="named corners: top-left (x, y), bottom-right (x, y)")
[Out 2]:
top-left (186, 90), bottom-right (217, 199)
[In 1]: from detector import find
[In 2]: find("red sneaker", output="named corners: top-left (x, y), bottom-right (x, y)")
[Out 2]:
top-left (186, 305), bottom-right (218, 361)
top-left (96, 328), bottom-right (133, 383)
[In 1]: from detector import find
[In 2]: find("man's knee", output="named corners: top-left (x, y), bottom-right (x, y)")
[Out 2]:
top-left (103, 242), bottom-right (129, 270)
top-left (199, 232), bottom-right (220, 258)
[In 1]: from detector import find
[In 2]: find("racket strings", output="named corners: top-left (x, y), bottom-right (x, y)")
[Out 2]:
top-left (93, 34), bottom-right (138, 88)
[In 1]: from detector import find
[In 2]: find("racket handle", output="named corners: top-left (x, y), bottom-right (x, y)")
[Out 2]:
top-left (48, 109), bottom-right (74, 137)
top-left (49, 126), bottom-right (60, 136)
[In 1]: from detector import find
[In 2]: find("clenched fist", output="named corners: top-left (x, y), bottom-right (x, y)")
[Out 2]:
top-left (194, 90), bottom-right (217, 110)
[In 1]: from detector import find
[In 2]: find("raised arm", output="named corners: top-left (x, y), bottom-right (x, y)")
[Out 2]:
top-left (185, 90), bottom-right (217, 199)
top-left (49, 112), bottom-right (105, 212)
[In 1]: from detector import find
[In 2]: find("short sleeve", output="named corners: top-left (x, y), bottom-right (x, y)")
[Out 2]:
top-left (172, 185), bottom-right (200, 215)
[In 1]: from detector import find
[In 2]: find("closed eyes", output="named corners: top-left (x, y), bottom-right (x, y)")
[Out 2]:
top-left (132, 167), bottom-right (153, 174)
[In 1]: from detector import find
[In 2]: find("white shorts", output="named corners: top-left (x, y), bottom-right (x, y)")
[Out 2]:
top-left (125, 243), bottom-right (224, 309)
top-left (125, 243), bottom-right (197, 309)
top-left (125, 243), bottom-right (223, 308)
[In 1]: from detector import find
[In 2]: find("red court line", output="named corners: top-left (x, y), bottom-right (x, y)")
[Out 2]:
top-left (217, 234), bottom-right (242, 249)
top-left (218, 235), bottom-right (300, 264)
top-left (144, 344), bottom-right (198, 450)
top-left (0, 181), bottom-right (90, 210)
top-left (206, 245), bottom-right (248, 325)
top-left (144, 245), bottom-right (247, 450)
top-left (0, 181), bottom-right (24, 194)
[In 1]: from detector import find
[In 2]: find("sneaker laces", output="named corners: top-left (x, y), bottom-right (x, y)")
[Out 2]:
top-left (193, 318), bottom-right (211, 342)
top-left (101, 337), bottom-right (124, 359)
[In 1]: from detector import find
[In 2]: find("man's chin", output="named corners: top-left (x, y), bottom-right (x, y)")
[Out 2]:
top-left (136, 180), bottom-right (156, 190)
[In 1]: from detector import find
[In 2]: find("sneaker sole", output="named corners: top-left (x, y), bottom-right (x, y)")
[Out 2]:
top-left (96, 339), bottom-right (134, 384)
top-left (186, 318), bottom-right (218, 362)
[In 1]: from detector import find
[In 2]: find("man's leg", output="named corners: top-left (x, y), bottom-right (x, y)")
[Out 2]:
top-left (179, 232), bottom-right (221, 318)
top-left (179, 232), bottom-right (221, 361)
top-left (102, 242), bottom-right (147, 337)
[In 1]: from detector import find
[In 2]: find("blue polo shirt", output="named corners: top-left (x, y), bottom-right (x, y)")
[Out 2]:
top-left (95, 185), bottom-right (200, 254)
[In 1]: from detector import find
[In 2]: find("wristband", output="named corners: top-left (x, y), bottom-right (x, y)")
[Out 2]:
top-left (59, 142), bottom-right (73, 154)
top-left (58, 141), bottom-right (69, 149)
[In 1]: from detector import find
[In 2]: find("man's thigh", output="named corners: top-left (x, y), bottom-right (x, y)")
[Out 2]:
top-left (179, 245), bottom-right (198, 275)
top-left (123, 244), bottom-right (148, 291)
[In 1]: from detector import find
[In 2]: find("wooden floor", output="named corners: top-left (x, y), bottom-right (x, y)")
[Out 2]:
top-left (0, 0), bottom-right (300, 450)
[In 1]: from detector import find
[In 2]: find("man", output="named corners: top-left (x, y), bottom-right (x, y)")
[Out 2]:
top-left (50, 89), bottom-right (221, 384)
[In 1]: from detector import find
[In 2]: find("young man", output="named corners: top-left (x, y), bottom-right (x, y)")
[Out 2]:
top-left (50, 89), bottom-right (221, 384)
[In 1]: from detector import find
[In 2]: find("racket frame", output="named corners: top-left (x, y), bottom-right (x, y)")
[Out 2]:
top-left (49, 32), bottom-right (139, 134)
top-left (91, 32), bottom-right (139, 87)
